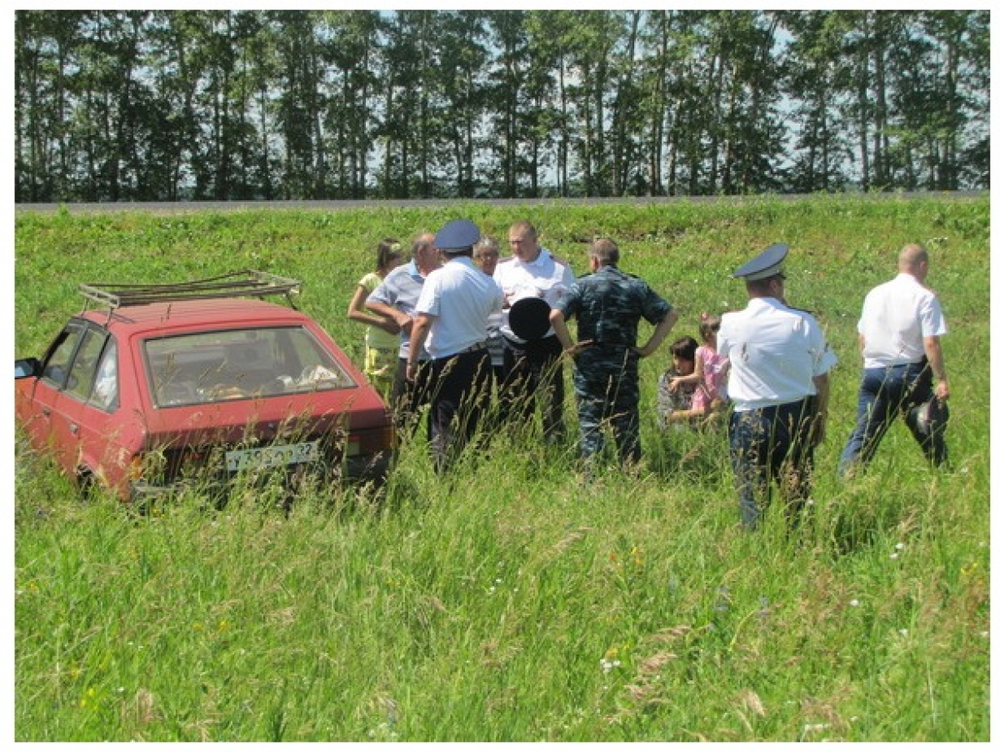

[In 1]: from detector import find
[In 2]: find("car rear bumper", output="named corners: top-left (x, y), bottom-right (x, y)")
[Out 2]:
top-left (128, 449), bottom-right (395, 503)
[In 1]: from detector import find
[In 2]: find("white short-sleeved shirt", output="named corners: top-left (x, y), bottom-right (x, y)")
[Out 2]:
top-left (857, 272), bottom-right (947, 369)
top-left (493, 249), bottom-right (575, 342)
top-left (367, 261), bottom-right (428, 360)
top-left (416, 257), bottom-right (504, 359)
top-left (717, 297), bottom-right (837, 411)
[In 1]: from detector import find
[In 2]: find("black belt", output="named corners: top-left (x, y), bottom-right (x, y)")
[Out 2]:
top-left (502, 333), bottom-right (557, 346)
top-left (435, 341), bottom-right (488, 360)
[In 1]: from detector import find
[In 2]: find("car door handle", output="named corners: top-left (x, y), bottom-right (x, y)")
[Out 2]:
top-left (42, 407), bottom-right (51, 417)
top-left (69, 423), bottom-right (79, 435)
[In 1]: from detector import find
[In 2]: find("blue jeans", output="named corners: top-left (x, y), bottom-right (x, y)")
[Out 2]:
top-left (838, 359), bottom-right (946, 477)
top-left (728, 399), bottom-right (817, 530)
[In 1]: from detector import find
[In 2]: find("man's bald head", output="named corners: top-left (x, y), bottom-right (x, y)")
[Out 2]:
top-left (898, 243), bottom-right (930, 281)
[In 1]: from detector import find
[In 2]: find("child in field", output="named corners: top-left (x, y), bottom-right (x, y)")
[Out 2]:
top-left (347, 238), bottom-right (405, 398)
top-left (658, 336), bottom-right (700, 427)
top-left (668, 313), bottom-right (730, 423)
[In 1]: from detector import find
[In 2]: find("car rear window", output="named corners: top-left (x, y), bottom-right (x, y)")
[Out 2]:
top-left (144, 325), bottom-right (357, 407)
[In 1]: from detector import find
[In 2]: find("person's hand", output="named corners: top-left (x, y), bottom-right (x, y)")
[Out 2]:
top-left (563, 339), bottom-right (593, 359)
top-left (379, 317), bottom-right (402, 335)
top-left (395, 313), bottom-right (413, 333)
top-left (935, 379), bottom-right (950, 401)
top-left (810, 415), bottom-right (827, 447)
top-left (667, 376), bottom-right (681, 392)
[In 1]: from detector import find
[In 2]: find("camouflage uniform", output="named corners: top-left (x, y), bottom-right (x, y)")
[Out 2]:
top-left (554, 265), bottom-right (673, 465)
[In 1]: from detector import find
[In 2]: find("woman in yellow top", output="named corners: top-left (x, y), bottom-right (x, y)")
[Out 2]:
top-left (347, 238), bottom-right (404, 398)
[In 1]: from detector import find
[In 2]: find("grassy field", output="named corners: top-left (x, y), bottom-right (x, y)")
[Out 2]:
top-left (13, 195), bottom-right (990, 741)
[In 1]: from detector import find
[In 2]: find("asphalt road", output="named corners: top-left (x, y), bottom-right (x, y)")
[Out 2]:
top-left (13, 191), bottom-right (986, 214)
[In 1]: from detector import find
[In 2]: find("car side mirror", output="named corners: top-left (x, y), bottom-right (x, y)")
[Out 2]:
top-left (15, 357), bottom-right (40, 379)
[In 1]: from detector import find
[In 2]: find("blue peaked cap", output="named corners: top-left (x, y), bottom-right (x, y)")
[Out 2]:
top-left (733, 243), bottom-right (789, 281)
top-left (435, 219), bottom-right (481, 251)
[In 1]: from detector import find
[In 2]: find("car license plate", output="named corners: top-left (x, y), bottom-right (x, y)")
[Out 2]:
top-left (225, 440), bottom-right (322, 472)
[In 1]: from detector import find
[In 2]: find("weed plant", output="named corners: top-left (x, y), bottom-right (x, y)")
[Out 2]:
top-left (13, 195), bottom-right (989, 741)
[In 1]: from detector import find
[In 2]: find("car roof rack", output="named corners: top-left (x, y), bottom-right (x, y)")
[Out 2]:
top-left (78, 269), bottom-right (302, 310)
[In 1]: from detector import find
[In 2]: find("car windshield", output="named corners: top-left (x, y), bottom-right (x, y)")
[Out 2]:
top-left (144, 325), bottom-right (356, 407)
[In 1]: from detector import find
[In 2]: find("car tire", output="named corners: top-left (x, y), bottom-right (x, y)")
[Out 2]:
top-left (76, 468), bottom-right (99, 502)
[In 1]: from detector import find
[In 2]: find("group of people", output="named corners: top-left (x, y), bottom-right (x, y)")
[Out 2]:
top-left (348, 222), bottom-right (951, 529)
top-left (658, 312), bottom-right (730, 428)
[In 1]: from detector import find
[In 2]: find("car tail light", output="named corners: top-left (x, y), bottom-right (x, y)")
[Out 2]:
top-left (348, 424), bottom-right (395, 455)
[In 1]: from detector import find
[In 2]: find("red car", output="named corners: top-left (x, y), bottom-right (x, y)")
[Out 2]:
top-left (14, 271), bottom-right (395, 502)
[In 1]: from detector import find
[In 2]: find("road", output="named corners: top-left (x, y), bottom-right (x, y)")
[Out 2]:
top-left (13, 191), bottom-right (986, 214)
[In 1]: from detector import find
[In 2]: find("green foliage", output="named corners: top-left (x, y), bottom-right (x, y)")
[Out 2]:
top-left (14, 196), bottom-right (989, 741)
top-left (14, 10), bottom-right (991, 201)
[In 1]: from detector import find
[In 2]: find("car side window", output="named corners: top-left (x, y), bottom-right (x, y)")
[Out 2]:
top-left (41, 325), bottom-right (86, 389)
top-left (90, 339), bottom-right (118, 411)
top-left (64, 328), bottom-right (107, 403)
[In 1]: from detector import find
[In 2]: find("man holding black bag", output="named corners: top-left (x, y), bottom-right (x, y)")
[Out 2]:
top-left (494, 220), bottom-right (575, 443)
top-left (838, 243), bottom-right (950, 478)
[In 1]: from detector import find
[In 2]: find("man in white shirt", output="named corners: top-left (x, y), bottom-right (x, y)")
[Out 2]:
top-left (408, 219), bottom-right (504, 473)
top-left (838, 243), bottom-right (950, 477)
top-left (717, 243), bottom-right (837, 530)
top-left (366, 234), bottom-right (440, 436)
top-left (493, 220), bottom-right (575, 442)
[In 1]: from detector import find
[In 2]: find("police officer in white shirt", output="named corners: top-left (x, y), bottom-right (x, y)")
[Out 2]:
top-left (717, 243), bottom-right (837, 530)
top-left (408, 219), bottom-right (504, 473)
top-left (838, 243), bottom-right (950, 476)
top-left (493, 220), bottom-right (575, 441)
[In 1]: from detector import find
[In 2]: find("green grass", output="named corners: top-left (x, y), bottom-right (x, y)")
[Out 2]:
top-left (14, 195), bottom-right (990, 741)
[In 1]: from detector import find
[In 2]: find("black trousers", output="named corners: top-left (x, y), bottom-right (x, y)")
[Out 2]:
top-left (390, 357), bottom-right (434, 440)
top-left (428, 349), bottom-right (493, 473)
top-left (499, 334), bottom-right (565, 440)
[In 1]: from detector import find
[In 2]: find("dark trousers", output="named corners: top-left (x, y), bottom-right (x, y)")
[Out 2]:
top-left (728, 398), bottom-right (817, 529)
top-left (573, 346), bottom-right (641, 467)
top-left (500, 334), bottom-right (565, 441)
top-left (390, 357), bottom-right (434, 440)
top-left (428, 349), bottom-right (493, 473)
top-left (838, 359), bottom-right (945, 476)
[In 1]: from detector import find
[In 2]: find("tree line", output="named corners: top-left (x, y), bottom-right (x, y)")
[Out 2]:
top-left (14, 9), bottom-right (990, 203)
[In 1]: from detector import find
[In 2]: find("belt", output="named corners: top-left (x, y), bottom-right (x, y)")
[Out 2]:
top-left (435, 341), bottom-right (488, 361)
top-left (502, 333), bottom-right (557, 347)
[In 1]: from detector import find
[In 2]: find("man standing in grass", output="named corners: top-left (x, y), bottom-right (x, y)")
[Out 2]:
top-left (717, 243), bottom-right (837, 530)
top-left (494, 220), bottom-right (576, 443)
top-left (366, 233), bottom-right (441, 437)
top-left (838, 243), bottom-right (950, 476)
top-left (408, 219), bottom-right (504, 473)
top-left (549, 237), bottom-right (677, 470)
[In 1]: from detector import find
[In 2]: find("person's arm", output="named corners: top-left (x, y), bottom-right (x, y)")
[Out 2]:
top-left (366, 299), bottom-right (412, 335)
top-left (670, 349), bottom-right (704, 390)
top-left (549, 308), bottom-right (594, 357)
top-left (348, 286), bottom-right (400, 334)
top-left (635, 309), bottom-right (679, 359)
top-left (405, 312), bottom-right (434, 381)
top-left (924, 335), bottom-right (949, 400)
top-left (810, 372), bottom-right (831, 446)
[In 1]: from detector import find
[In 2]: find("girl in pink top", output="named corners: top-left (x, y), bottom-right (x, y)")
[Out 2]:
top-left (669, 313), bottom-right (730, 419)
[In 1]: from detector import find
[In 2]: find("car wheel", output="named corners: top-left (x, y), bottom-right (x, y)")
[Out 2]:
top-left (76, 468), bottom-right (99, 502)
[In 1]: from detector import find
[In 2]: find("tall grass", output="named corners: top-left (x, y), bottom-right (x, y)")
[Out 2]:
top-left (14, 195), bottom-right (989, 741)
